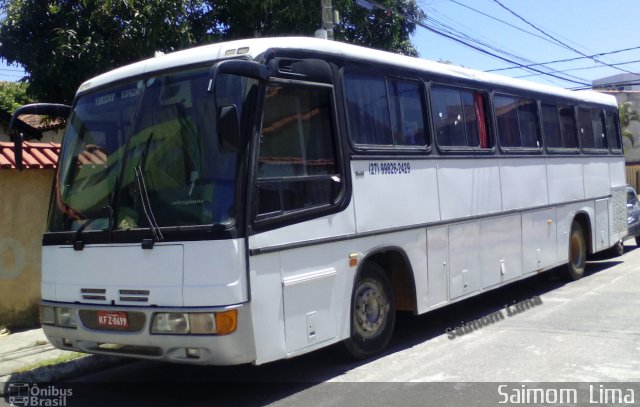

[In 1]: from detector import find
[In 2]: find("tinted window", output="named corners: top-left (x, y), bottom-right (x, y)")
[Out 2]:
top-left (345, 72), bottom-right (428, 147)
top-left (559, 106), bottom-right (578, 149)
top-left (256, 84), bottom-right (341, 218)
top-left (495, 95), bottom-right (520, 147)
top-left (431, 85), bottom-right (489, 148)
top-left (578, 108), bottom-right (595, 149)
top-left (606, 110), bottom-right (622, 151)
top-left (591, 110), bottom-right (607, 149)
top-left (387, 79), bottom-right (427, 146)
top-left (495, 94), bottom-right (540, 149)
top-left (578, 108), bottom-right (607, 150)
top-left (542, 104), bottom-right (562, 148)
top-left (344, 73), bottom-right (392, 145)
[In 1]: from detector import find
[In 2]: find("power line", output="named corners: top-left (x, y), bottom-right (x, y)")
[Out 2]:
top-left (490, 0), bottom-right (636, 75)
top-left (516, 58), bottom-right (640, 79)
top-left (445, 0), bottom-right (559, 49)
top-left (424, 14), bottom-right (589, 86)
top-left (486, 45), bottom-right (640, 73)
top-left (358, 0), bottom-right (591, 87)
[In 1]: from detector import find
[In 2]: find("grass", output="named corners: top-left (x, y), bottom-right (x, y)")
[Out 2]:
top-left (14, 352), bottom-right (85, 373)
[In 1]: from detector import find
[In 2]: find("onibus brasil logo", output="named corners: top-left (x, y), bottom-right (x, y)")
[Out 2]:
top-left (7, 383), bottom-right (73, 407)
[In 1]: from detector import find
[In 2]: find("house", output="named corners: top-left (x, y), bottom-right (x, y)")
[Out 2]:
top-left (593, 74), bottom-right (640, 191)
top-left (0, 113), bottom-right (63, 330)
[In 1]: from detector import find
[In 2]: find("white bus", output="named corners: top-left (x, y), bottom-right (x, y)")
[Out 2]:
top-left (24, 37), bottom-right (625, 365)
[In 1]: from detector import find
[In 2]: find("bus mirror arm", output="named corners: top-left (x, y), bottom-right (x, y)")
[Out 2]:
top-left (207, 59), bottom-right (269, 94)
top-left (9, 103), bottom-right (72, 171)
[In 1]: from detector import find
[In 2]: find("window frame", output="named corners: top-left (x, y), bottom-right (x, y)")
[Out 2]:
top-left (428, 82), bottom-right (494, 154)
top-left (542, 102), bottom-right (580, 154)
top-left (251, 78), bottom-right (346, 227)
top-left (493, 92), bottom-right (543, 154)
top-left (342, 68), bottom-right (431, 153)
top-left (577, 105), bottom-right (609, 154)
top-left (605, 108), bottom-right (623, 153)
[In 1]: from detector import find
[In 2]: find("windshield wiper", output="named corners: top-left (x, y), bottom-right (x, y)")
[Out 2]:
top-left (70, 205), bottom-right (113, 251)
top-left (134, 132), bottom-right (163, 247)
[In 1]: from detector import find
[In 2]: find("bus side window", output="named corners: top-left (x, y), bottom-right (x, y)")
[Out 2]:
top-left (542, 103), bottom-right (563, 148)
top-left (344, 73), bottom-right (392, 146)
top-left (256, 84), bottom-right (340, 218)
top-left (430, 85), bottom-right (490, 149)
top-left (591, 109), bottom-right (607, 150)
top-left (558, 106), bottom-right (578, 149)
top-left (606, 110), bottom-right (622, 151)
top-left (495, 95), bottom-right (519, 148)
top-left (387, 79), bottom-right (428, 146)
top-left (495, 94), bottom-right (540, 150)
top-left (578, 108), bottom-right (595, 149)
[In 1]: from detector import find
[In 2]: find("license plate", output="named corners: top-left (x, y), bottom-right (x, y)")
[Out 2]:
top-left (97, 311), bottom-right (129, 330)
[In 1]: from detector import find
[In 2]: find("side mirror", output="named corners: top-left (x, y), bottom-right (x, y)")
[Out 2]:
top-left (218, 105), bottom-right (240, 152)
top-left (9, 103), bottom-right (71, 171)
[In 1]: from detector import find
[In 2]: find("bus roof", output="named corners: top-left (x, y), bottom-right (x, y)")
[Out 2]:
top-left (78, 36), bottom-right (616, 107)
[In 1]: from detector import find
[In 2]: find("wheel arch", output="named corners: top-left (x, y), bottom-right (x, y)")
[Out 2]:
top-left (356, 246), bottom-right (418, 315)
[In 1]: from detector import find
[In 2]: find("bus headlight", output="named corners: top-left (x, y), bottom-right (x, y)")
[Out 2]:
top-left (40, 305), bottom-right (77, 328)
top-left (54, 307), bottom-right (77, 328)
top-left (151, 313), bottom-right (189, 334)
top-left (151, 310), bottom-right (237, 335)
top-left (40, 305), bottom-right (55, 325)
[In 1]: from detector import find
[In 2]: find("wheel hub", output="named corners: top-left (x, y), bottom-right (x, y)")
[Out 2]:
top-left (354, 281), bottom-right (389, 338)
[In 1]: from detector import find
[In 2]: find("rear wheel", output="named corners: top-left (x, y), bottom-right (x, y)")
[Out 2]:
top-left (344, 263), bottom-right (395, 360)
top-left (635, 236), bottom-right (640, 247)
top-left (566, 221), bottom-right (587, 280)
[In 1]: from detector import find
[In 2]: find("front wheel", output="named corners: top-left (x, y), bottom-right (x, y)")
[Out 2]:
top-left (566, 221), bottom-right (587, 280)
top-left (344, 263), bottom-right (395, 360)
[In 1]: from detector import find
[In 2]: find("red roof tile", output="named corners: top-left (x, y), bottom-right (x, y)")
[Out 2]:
top-left (19, 114), bottom-right (66, 131)
top-left (0, 141), bottom-right (60, 169)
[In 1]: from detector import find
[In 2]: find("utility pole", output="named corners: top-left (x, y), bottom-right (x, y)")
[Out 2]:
top-left (315, 0), bottom-right (339, 40)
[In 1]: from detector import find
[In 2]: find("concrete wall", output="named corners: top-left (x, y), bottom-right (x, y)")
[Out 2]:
top-left (0, 169), bottom-right (54, 329)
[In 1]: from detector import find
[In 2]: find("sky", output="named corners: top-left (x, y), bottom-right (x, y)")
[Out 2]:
top-left (411, 0), bottom-right (640, 89)
top-left (1, 0), bottom-right (638, 89)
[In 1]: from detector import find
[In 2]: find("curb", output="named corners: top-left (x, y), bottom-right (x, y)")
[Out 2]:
top-left (0, 354), bottom-right (130, 396)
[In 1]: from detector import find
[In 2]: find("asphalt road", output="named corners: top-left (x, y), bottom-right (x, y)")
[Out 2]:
top-left (9, 244), bottom-right (640, 406)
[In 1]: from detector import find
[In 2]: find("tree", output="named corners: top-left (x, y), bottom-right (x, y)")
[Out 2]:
top-left (0, 0), bottom-right (217, 103)
top-left (0, 0), bottom-right (425, 104)
top-left (335, 0), bottom-right (425, 57)
top-left (0, 81), bottom-right (32, 112)
top-left (619, 102), bottom-right (639, 146)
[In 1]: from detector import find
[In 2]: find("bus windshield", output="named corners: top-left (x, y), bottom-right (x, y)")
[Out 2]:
top-left (49, 66), bottom-right (257, 234)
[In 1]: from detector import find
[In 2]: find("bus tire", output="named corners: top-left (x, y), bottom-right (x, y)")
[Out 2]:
top-left (344, 262), bottom-right (395, 360)
top-left (566, 221), bottom-right (587, 280)
top-left (635, 236), bottom-right (640, 247)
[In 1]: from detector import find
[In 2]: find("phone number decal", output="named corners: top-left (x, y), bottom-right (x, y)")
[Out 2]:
top-left (368, 162), bottom-right (411, 175)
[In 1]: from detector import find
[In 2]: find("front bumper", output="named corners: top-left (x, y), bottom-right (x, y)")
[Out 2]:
top-left (41, 301), bottom-right (256, 365)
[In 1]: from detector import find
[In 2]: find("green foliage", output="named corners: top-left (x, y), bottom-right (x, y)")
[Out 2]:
top-left (0, 0), bottom-right (425, 104)
top-left (0, 81), bottom-right (32, 112)
top-left (619, 102), bottom-right (639, 146)
top-left (0, 0), bottom-right (215, 103)
top-left (335, 0), bottom-right (425, 57)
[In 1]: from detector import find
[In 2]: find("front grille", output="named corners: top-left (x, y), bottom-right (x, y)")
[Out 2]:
top-left (119, 289), bottom-right (150, 303)
top-left (81, 288), bottom-right (106, 301)
top-left (79, 309), bottom-right (146, 332)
